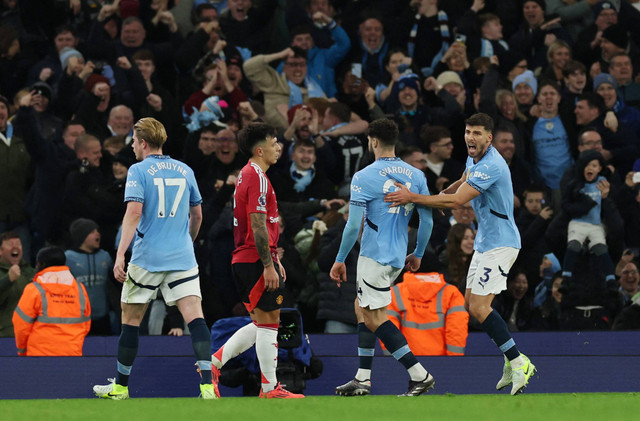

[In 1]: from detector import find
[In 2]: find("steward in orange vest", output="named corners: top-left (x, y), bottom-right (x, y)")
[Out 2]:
top-left (386, 272), bottom-right (468, 356)
top-left (13, 246), bottom-right (91, 356)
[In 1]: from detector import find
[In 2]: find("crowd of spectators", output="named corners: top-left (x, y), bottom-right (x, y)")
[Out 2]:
top-left (2, 0), bottom-right (640, 340)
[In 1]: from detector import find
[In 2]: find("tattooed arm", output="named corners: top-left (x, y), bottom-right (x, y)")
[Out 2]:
top-left (250, 213), bottom-right (280, 291)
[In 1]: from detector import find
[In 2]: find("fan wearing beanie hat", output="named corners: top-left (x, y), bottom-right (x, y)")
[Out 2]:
top-left (601, 24), bottom-right (629, 60)
top-left (31, 82), bottom-right (52, 99)
top-left (436, 71), bottom-right (465, 105)
top-left (286, 104), bottom-right (315, 142)
top-left (84, 74), bottom-right (112, 112)
top-left (65, 217), bottom-right (114, 334)
top-left (593, 73), bottom-right (619, 109)
top-left (436, 71), bottom-right (463, 90)
top-left (69, 218), bottom-right (100, 250)
top-left (592, 1), bottom-right (617, 22)
top-left (524, 0), bottom-right (545, 11)
top-left (512, 70), bottom-right (537, 109)
top-left (396, 75), bottom-right (421, 113)
top-left (60, 46), bottom-right (84, 71)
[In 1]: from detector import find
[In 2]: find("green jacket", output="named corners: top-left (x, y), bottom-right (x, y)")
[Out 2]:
top-left (0, 114), bottom-right (32, 224)
top-left (0, 259), bottom-right (36, 337)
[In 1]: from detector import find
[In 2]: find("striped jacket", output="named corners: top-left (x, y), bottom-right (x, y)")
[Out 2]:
top-left (12, 266), bottom-right (91, 356)
top-left (386, 272), bottom-right (468, 356)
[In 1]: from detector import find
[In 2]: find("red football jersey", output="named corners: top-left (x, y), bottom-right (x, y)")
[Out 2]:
top-left (232, 161), bottom-right (280, 264)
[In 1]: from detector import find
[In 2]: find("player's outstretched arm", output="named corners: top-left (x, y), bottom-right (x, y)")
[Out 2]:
top-left (440, 172), bottom-right (467, 195)
top-left (250, 212), bottom-right (279, 292)
top-left (386, 182), bottom-right (480, 210)
top-left (330, 203), bottom-right (365, 285)
top-left (114, 201), bottom-right (143, 283)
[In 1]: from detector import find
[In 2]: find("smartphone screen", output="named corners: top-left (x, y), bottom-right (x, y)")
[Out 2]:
top-left (351, 63), bottom-right (362, 79)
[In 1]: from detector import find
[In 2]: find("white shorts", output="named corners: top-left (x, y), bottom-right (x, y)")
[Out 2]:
top-left (567, 220), bottom-right (606, 248)
top-left (466, 247), bottom-right (519, 296)
top-left (121, 263), bottom-right (201, 306)
top-left (356, 255), bottom-right (402, 310)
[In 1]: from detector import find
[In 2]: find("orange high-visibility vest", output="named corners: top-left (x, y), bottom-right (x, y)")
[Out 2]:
top-left (386, 272), bottom-right (469, 356)
top-left (13, 266), bottom-right (91, 356)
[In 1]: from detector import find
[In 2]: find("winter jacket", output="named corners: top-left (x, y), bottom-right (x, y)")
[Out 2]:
top-left (386, 272), bottom-right (469, 356)
top-left (12, 266), bottom-right (91, 356)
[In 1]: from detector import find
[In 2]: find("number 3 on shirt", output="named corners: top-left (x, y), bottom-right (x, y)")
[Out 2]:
top-left (153, 178), bottom-right (186, 218)
top-left (382, 179), bottom-right (414, 216)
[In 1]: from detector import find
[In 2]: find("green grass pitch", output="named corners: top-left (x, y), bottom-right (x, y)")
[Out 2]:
top-left (2, 393), bottom-right (637, 421)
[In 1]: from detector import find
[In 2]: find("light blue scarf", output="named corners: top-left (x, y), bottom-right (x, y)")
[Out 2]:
top-left (290, 162), bottom-right (315, 193)
top-left (480, 38), bottom-right (509, 57)
top-left (288, 77), bottom-right (324, 108)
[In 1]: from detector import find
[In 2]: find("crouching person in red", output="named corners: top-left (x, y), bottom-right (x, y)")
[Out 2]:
top-left (13, 246), bottom-right (91, 356)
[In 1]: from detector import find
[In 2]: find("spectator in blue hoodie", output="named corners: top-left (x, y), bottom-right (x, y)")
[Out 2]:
top-left (65, 218), bottom-right (114, 335)
top-left (278, 19), bottom-right (350, 98)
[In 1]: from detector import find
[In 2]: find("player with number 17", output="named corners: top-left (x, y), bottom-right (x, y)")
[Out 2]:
top-left (93, 118), bottom-right (216, 400)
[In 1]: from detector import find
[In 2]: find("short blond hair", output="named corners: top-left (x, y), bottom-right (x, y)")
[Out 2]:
top-left (134, 117), bottom-right (166, 149)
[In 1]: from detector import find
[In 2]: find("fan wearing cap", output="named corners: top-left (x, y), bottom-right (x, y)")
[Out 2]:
top-left (594, 73), bottom-right (640, 137)
top-left (65, 218), bottom-right (114, 335)
top-left (244, 46), bottom-right (326, 131)
top-left (508, 0), bottom-right (573, 71)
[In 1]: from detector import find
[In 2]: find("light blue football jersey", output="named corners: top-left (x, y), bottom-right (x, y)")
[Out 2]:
top-left (575, 175), bottom-right (605, 225)
top-left (465, 145), bottom-right (521, 253)
top-left (350, 157), bottom-right (430, 268)
top-left (124, 155), bottom-right (202, 271)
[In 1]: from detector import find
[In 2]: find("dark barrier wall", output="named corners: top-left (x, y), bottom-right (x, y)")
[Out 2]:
top-left (1, 332), bottom-right (639, 399)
